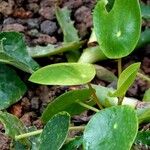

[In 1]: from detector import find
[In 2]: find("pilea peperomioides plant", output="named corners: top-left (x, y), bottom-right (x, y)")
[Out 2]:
top-left (0, 0), bottom-right (150, 150)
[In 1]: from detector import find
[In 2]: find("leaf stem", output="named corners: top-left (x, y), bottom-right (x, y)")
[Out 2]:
top-left (15, 126), bottom-right (85, 140)
top-left (117, 58), bottom-right (124, 105)
top-left (15, 129), bottom-right (43, 141)
top-left (69, 126), bottom-right (85, 131)
top-left (78, 102), bottom-right (99, 112)
top-left (118, 58), bottom-right (122, 77)
top-left (137, 72), bottom-right (150, 83)
top-left (87, 83), bottom-right (103, 109)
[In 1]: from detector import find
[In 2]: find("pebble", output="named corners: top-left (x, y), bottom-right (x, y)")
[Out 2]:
top-left (39, 7), bottom-right (55, 20)
top-left (62, 0), bottom-right (83, 9)
top-left (40, 20), bottom-right (57, 35)
top-left (33, 34), bottom-right (57, 45)
top-left (2, 23), bottom-right (26, 32)
top-left (27, 3), bottom-right (39, 14)
top-left (3, 17), bottom-right (16, 25)
top-left (31, 97), bottom-right (40, 110)
top-left (27, 29), bottom-right (40, 37)
top-left (27, 18), bottom-right (40, 29)
top-left (0, 0), bottom-right (14, 16)
top-left (75, 6), bottom-right (92, 28)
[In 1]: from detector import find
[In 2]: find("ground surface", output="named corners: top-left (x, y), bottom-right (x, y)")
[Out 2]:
top-left (0, 0), bottom-right (150, 149)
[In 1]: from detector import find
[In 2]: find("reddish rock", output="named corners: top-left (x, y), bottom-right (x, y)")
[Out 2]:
top-left (2, 23), bottom-right (26, 32)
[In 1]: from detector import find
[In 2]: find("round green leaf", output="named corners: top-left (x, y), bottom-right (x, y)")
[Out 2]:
top-left (41, 89), bottom-right (94, 123)
top-left (0, 112), bottom-right (30, 146)
top-left (93, 0), bottom-right (141, 58)
top-left (0, 32), bottom-right (39, 73)
top-left (83, 105), bottom-right (138, 150)
top-left (39, 112), bottom-right (70, 150)
top-left (29, 63), bottom-right (96, 85)
top-left (0, 64), bottom-right (27, 110)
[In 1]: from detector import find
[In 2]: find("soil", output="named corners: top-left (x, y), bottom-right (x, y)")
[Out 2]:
top-left (0, 0), bottom-right (150, 149)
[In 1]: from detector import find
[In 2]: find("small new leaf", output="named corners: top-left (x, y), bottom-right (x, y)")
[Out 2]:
top-left (110, 62), bottom-right (140, 97)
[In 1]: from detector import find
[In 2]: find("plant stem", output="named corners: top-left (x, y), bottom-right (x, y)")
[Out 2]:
top-left (117, 58), bottom-right (124, 105)
top-left (118, 58), bottom-right (122, 76)
top-left (118, 96), bottom-right (125, 105)
top-left (15, 129), bottom-right (43, 140)
top-left (78, 102), bottom-right (99, 113)
top-left (15, 126), bottom-right (85, 140)
top-left (69, 126), bottom-right (85, 131)
top-left (137, 72), bottom-right (150, 83)
top-left (87, 83), bottom-right (103, 109)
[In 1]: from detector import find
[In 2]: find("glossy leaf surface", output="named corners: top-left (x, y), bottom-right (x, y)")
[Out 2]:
top-left (27, 41), bottom-right (83, 58)
top-left (0, 64), bottom-right (26, 110)
top-left (56, 7), bottom-right (80, 62)
top-left (61, 137), bottom-right (83, 150)
top-left (111, 63), bottom-right (140, 97)
top-left (143, 88), bottom-right (150, 102)
top-left (56, 7), bottom-right (79, 43)
top-left (0, 32), bottom-right (39, 73)
top-left (93, 0), bottom-right (141, 58)
top-left (29, 63), bottom-right (96, 85)
top-left (83, 106), bottom-right (138, 150)
top-left (135, 131), bottom-right (150, 146)
top-left (0, 112), bottom-right (30, 146)
top-left (41, 89), bottom-right (93, 123)
top-left (39, 112), bottom-right (70, 150)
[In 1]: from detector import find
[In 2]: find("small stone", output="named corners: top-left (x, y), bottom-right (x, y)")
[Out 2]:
top-left (40, 0), bottom-right (56, 7)
top-left (40, 20), bottom-right (57, 35)
top-left (62, 0), bottom-right (83, 9)
top-left (31, 97), bottom-right (40, 110)
top-left (21, 97), bottom-right (31, 111)
top-left (75, 6), bottom-right (92, 28)
top-left (0, 132), bottom-right (10, 150)
top-left (27, 29), bottom-right (39, 37)
top-left (33, 34), bottom-right (57, 45)
top-left (0, 0), bottom-right (14, 16)
top-left (39, 7), bottom-right (55, 20)
top-left (27, 18), bottom-right (40, 29)
top-left (2, 23), bottom-right (26, 32)
top-left (20, 112), bottom-right (36, 127)
top-left (3, 17), bottom-right (16, 25)
top-left (27, 3), bottom-right (39, 13)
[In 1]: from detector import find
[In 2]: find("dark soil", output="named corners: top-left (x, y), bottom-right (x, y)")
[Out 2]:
top-left (0, 0), bottom-right (150, 149)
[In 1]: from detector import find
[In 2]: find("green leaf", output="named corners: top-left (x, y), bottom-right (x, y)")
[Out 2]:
top-left (83, 105), bottom-right (138, 150)
top-left (55, 7), bottom-right (80, 62)
top-left (95, 65), bottom-right (117, 82)
top-left (136, 28), bottom-right (150, 48)
top-left (93, 0), bottom-right (141, 58)
top-left (0, 64), bottom-right (27, 110)
top-left (135, 131), bottom-right (150, 146)
top-left (92, 84), bottom-right (118, 107)
top-left (137, 106), bottom-right (150, 124)
top-left (78, 46), bottom-right (107, 63)
top-left (111, 63), bottom-right (140, 97)
top-left (29, 63), bottom-right (96, 85)
top-left (140, 2), bottom-right (150, 19)
top-left (0, 112), bottom-right (30, 146)
top-left (39, 112), bottom-right (70, 150)
top-left (61, 136), bottom-right (83, 150)
top-left (0, 32), bottom-right (39, 73)
top-left (27, 41), bottom-right (83, 58)
top-left (143, 88), bottom-right (150, 102)
top-left (41, 89), bottom-right (94, 123)
top-left (56, 7), bottom-right (79, 43)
